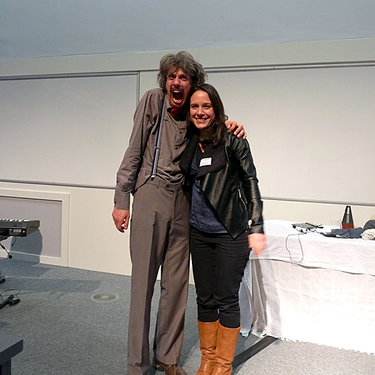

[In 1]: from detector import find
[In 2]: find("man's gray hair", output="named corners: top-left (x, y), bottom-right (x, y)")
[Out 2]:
top-left (157, 51), bottom-right (207, 90)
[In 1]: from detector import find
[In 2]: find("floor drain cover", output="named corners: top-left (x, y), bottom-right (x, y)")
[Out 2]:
top-left (91, 292), bottom-right (119, 303)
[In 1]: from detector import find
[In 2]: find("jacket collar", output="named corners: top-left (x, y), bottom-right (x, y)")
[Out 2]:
top-left (195, 142), bottom-right (226, 177)
top-left (180, 133), bottom-right (226, 177)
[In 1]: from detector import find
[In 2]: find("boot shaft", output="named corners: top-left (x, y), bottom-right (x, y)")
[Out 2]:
top-left (211, 323), bottom-right (240, 375)
top-left (197, 320), bottom-right (219, 375)
top-left (198, 320), bottom-right (219, 354)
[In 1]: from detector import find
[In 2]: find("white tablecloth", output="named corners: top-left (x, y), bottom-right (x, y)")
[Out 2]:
top-left (239, 220), bottom-right (375, 354)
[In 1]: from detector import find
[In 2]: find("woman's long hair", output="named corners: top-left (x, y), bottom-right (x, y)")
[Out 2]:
top-left (187, 83), bottom-right (227, 147)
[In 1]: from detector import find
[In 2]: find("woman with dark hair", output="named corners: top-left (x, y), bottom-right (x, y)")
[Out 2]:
top-left (180, 83), bottom-right (266, 375)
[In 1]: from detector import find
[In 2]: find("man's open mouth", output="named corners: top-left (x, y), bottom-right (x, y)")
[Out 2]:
top-left (173, 90), bottom-right (183, 103)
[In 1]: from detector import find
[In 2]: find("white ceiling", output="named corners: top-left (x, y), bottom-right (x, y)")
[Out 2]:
top-left (1, 0), bottom-right (375, 61)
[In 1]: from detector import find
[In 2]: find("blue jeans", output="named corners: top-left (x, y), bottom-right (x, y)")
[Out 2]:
top-left (190, 227), bottom-right (250, 328)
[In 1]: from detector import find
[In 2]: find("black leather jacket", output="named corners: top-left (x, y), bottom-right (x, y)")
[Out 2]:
top-left (180, 131), bottom-right (264, 239)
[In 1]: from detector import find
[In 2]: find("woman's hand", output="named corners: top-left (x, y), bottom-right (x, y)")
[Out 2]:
top-left (248, 233), bottom-right (266, 256)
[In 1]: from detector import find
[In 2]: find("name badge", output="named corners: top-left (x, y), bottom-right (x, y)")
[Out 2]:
top-left (200, 157), bottom-right (212, 167)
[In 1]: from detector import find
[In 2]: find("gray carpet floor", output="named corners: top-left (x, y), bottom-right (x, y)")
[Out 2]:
top-left (0, 258), bottom-right (374, 375)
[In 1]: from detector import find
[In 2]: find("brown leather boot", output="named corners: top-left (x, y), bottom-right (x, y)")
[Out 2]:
top-left (196, 319), bottom-right (219, 375)
top-left (211, 323), bottom-right (240, 375)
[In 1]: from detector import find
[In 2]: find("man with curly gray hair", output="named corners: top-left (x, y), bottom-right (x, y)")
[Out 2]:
top-left (113, 51), bottom-right (243, 375)
top-left (157, 51), bottom-right (207, 91)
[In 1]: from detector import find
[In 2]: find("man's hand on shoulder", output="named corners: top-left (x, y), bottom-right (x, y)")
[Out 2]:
top-left (112, 207), bottom-right (130, 232)
top-left (225, 121), bottom-right (247, 139)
